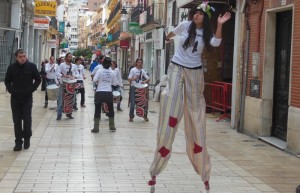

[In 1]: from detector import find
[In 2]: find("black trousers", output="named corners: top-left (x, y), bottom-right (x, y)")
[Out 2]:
top-left (11, 96), bottom-right (33, 145)
top-left (94, 91), bottom-right (114, 118)
top-left (75, 87), bottom-right (85, 106)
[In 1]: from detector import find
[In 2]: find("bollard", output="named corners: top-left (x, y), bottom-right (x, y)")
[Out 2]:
top-left (296, 185), bottom-right (300, 193)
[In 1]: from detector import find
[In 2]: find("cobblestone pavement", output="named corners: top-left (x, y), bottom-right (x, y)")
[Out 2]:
top-left (0, 80), bottom-right (299, 193)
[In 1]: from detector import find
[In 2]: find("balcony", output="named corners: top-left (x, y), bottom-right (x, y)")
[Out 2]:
top-left (140, 3), bottom-right (165, 31)
top-left (130, 5), bottom-right (143, 23)
top-left (108, 0), bottom-right (119, 11)
top-left (111, 30), bottom-right (120, 42)
top-left (107, 1), bottom-right (121, 28)
top-left (106, 30), bottom-right (120, 47)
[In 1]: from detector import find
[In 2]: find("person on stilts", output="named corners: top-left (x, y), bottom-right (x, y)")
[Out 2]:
top-left (148, 2), bottom-right (231, 192)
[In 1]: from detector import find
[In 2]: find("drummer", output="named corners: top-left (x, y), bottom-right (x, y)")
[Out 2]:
top-left (111, 61), bottom-right (123, 111)
top-left (56, 53), bottom-right (79, 120)
top-left (44, 56), bottom-right (58, 108)
top-left (91, 57), bottom-right (118, 133)
top-left (73, 57), bottom-right (86, 110)
top-left (128, 58), bottom-right (150, 122)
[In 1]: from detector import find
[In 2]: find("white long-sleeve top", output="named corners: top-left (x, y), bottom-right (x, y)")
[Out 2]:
top-left (93, 68), bottom-right (118, 92)
top-left (75, 64), bottom-right (85, 79)
top-left (112, 67), bottom-right (123, 87)
top-left (171, 20), bottom-right (222, 68)
top-left (45, 63), bottom-right (58, 79)
top-left (56, 62), bottom-right (79, 84)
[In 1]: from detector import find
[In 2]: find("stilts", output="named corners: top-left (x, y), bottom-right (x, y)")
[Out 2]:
top-left (204, 181), bottom-right (210, 191)
top-left (148, 176), bottom-right (156, 193)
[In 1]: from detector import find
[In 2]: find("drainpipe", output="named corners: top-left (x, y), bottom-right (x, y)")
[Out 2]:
top-left (238, 1), bottom-right (250, 133)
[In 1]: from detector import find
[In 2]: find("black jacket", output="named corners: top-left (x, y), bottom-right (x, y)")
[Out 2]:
top-left (5, 61), bottom-right (41, 99)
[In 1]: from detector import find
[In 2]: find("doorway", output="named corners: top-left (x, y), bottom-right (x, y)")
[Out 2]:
top-left (272, 10), bottom-right (292, 141)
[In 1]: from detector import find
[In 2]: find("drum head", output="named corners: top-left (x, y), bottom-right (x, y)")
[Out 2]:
top-left (46, 84), bottom-right (59, 89)
top-left (135, 83), bottom-right (148, 89)
top-left (63, 79), bottom-right (77, 83)
top-left (113, 91), bottom-right (120, 96)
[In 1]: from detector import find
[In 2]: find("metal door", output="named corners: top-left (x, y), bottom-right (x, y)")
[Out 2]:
top-left (272, 10), bottom-right (292, 141)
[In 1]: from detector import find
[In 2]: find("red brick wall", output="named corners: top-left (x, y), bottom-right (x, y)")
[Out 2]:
top-left (291, 0), bottom-right (300, 107)
top-left (245, 1), bottom-right (267, 97)
top-left (246, 0), bottom-right (300, 108)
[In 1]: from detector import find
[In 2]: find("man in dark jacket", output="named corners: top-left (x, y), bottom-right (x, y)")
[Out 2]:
top-left (5, 49), bottom-right (41, 151)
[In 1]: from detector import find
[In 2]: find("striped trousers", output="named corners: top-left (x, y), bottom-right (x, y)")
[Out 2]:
top-left (149, 63), bottom-right (211, 183)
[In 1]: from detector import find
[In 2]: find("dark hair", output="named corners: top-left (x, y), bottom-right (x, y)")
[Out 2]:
top-left (135, 58), bottom-right (143, 63)
top-left (58, 57), bottom-right (64, 63)
top-left (15, 49), bottom-right (26, 57)
top-left (75, 57), bottom-right (82, 63)
top-left (183, 9), bottom-right (212, 51)
top-left (99, 55), bottom-right (105, 60)
top-left (65, 53), bottom-right (72, 59)
top-left (102, 57), bottom-right (112, 69)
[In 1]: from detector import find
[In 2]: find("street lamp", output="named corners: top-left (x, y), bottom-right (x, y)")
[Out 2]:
top-left (66, 22), bottom-right (71, 29)
top-left (121, 8), bottom-right (128, 32)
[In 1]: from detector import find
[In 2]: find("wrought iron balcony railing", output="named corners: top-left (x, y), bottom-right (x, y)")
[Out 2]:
top-left (107, 1), bottom-right (121, 26)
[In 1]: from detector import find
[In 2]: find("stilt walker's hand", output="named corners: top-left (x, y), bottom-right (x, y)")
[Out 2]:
top-left (218, 12), bottom-right (231, 24)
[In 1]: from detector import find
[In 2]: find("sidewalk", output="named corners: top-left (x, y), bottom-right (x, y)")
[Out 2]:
top-left (0, 81), bottom-right (299, 193)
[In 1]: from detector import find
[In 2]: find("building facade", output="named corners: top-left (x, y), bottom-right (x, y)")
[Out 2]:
top-left (241, 0), bottom-right (300, 154)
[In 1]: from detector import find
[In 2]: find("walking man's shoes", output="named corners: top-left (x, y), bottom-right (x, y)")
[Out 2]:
top-left (56, 116), bottom-right (61, 120)
top-left (13, 144), bottom-right (22, 151)
top-left (24, 139), bottom-right (30, 149)
top-left (109, 127), bottom-right (116, 132)
top-left (73, 106), bottom-right (78, 110)
top-left (44, 103), bottom-right (48, 108)
top-left (66, 114), bottom-right (74, 119)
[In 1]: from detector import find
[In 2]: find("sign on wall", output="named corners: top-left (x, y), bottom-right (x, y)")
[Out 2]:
top-left (47, 40), bottom-right (57, 48)
top-left (33, 17), bottom-right (50, 29)
top-left (58, 22), bottom-right (65, 33)
top-left (34, 0), bottom-right (57, 17)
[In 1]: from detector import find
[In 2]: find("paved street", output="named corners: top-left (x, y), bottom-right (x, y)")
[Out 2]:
top-left (0, 80), bottom-right (299, 193)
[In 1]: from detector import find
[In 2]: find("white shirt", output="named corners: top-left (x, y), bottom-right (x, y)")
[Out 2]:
top-left (91, 64), bottom-right (103, 76)
top-left (45, 63), bottom-right (58, 79)
top-left (93, 68), bottom-right (118, 92)
top-left (112, 67), bottom-right (123, 87)
top-left (128, 67), bottom-right (149, 86)
top-left (56, 62), bottom-right (79, 84)
top-left (171, 21), bottom-right (222, 68)
top-left (75, 64), bottom-right (85, 79)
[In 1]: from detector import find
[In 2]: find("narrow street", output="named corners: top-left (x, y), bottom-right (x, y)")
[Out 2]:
top-left (0, 80), bottom-right (299, 193)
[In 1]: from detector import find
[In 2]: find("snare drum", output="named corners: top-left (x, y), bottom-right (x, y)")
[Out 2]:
top-left (46, 84), bottom-right (59, 100)
top-left (113, 91), bottom-right (121, 103)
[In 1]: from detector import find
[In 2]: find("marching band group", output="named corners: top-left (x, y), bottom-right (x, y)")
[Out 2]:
top-left (40, 53), bottom-right (150, 130)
